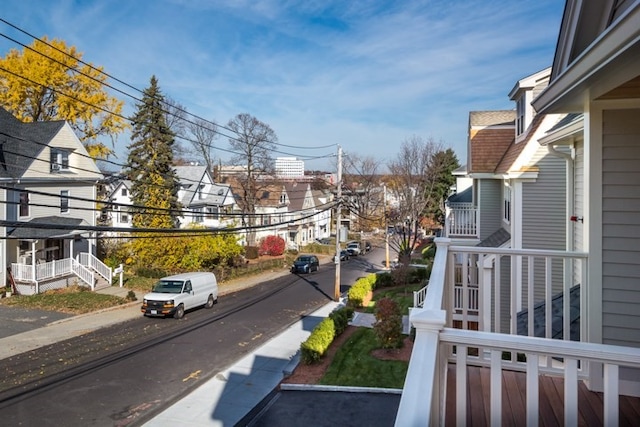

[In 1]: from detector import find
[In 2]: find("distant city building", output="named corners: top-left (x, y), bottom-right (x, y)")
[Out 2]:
top-left (275, 157), bottom-right (304, 178)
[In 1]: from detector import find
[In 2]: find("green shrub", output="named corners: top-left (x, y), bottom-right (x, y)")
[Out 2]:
top-left (329, 306), bottom-right (354, 335)
top-left (347, 274), bottom-right (378, 308)
top-left (410, 267), bottom-right (430, 283)
top-left (373, 297), bottom-right (403, 349)
top-left (374, 272), bottom-right (394, 288)
top-left (300, 318), bottom-right (336, 364)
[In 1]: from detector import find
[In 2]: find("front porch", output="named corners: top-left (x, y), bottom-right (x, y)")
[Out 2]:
top-left (10, 253), bottom-right (113, 295)
top-left (396, 239), bottom-right (640, 426)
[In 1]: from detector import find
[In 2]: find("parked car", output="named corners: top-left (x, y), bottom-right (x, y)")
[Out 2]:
top-left (334, 250), bottom-right (350, 262)
top-left (291, 255), bottom-right (320, 274)
top-left (141, 272), bottom-right (218, 319)
top-left (346, 242), bottom-right (361, 256)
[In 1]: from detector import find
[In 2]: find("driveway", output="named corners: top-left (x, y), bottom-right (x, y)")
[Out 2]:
top-left (0, 304), bottom-right (71, 339)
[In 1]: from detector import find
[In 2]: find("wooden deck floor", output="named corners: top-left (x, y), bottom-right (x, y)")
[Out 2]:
top-left (444, 364), bottom-right (640, 426)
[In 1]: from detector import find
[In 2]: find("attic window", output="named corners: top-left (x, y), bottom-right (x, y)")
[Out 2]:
top-left (516, 97), bottom-right (526, 136)
top-left (50, 149), bottom-right (70, 172)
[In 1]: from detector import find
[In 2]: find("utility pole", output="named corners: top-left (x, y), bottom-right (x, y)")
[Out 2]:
top-left (334, 145), bottom-right (342, 301)
top-left (384, 183), bottom-right (390, 270)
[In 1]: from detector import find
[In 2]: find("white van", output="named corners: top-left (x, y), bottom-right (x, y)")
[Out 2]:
top-left (141, 272), bottom-right (218, 319)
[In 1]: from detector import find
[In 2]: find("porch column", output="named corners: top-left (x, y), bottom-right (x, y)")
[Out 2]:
top-left (31, 241), bottom-right (37, 293)
top-left (395, 308), bottom-right (446, 427)
top-left (70, 238), bottom-right (74, 261)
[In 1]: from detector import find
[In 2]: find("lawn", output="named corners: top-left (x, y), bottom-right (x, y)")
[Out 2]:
top-left (0, 285), bottom-right (130, 314)
top-left (319, 327), bottom-right (409, 389)
top-left (363, 282), bottom-right (426, 315)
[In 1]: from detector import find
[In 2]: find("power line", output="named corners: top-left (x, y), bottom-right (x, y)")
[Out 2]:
top-left (0, 20), bottom-right (337, 158)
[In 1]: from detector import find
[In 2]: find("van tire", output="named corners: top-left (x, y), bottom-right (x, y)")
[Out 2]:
top-left (174, 304), bottom-right (185, 319)
top-left (205, 294), bottom-right (215, 309)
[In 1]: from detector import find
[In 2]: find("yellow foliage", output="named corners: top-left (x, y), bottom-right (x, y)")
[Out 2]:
top-left (0, 37), bottom-right (128, 158)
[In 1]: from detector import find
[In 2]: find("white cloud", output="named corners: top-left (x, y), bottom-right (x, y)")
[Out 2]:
top-left (0, 0), bottom-right (564, 171)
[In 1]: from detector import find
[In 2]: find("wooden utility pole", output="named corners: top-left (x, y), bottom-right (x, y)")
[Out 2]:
top-left (384, 184), bottom-right (390, 270)
top-left (334, 145), bottom-right (342, 301)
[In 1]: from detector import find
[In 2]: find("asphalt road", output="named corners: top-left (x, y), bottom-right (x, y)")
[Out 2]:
top-left (0, 251), bottom-right (378, 426)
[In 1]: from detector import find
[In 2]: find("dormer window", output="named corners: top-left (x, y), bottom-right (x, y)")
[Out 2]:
top-left (198, 185), bottom-right (205, 200)
top-left (51, 149), bottom-right (70, 172)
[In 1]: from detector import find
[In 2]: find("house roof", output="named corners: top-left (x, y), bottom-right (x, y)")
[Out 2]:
top-left (0, 108), bottom-right (65, 179)
top-left (283, 181), bottom-right (312, 211)
top-left (7, 216), bottom-right (89, 239)
top-left (469, 110), bottom-right (515, 127)
top-left (494, 113), bottom-right (546, 174)
top-left (517, 284), bottom-right (580, 341)
top-left (476, 228), bottom-right (510, 247)
top-left (446, 186), bottom-right (472, 204)
top-left (174, 165), bottom-right (231, 207)
top-left (468, 112), bottom-right (515, 174)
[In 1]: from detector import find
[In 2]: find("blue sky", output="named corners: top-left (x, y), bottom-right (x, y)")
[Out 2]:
top-left (1, 0), bottom-right (564, 172)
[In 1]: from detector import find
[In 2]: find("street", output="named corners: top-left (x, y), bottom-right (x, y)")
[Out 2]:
top-left (0, 250), bottom-right (380, 426)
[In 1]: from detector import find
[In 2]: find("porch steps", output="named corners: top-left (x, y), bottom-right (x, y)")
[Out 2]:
top-left (94, 275), bottom-right (111, 291)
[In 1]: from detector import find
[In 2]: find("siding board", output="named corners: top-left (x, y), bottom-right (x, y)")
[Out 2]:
top-left (601, 108), bottom-right (640, 347)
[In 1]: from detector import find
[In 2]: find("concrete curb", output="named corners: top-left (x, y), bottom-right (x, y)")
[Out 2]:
top-left (279, 384), bottom-right (403, 394)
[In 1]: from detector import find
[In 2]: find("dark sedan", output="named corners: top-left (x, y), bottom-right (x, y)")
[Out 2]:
top-left (291, 255), bottom-right (320, 274)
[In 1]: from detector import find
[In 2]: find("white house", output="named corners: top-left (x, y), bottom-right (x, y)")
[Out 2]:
top-left (0, 108), bottom-right (112, 294)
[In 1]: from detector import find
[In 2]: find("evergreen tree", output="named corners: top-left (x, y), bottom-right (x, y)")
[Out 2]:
top-left (124, 76), bottom-right (181, 229)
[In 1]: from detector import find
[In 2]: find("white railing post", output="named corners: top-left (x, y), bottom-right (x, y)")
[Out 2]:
top-left (394, 309), bottom-right (446, 427)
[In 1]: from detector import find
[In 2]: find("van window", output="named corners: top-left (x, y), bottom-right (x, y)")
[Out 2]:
top-left (152, 280), bottom-right (184, 294)
top-left (184, 281), bottom-right (192, 293)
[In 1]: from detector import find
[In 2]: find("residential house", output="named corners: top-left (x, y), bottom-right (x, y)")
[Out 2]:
top-left (174, 165), bottom-right (236, 228)
top-left (106, 166), bottom-right (237, 232)
top-left (397, 2), bottom-right (640, 425)
top-left (108, 179), bottom-right (133, 230)
top-left (0, 108), bottom-right (112, 295)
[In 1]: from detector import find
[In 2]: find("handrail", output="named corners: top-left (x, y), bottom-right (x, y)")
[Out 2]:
top-left (79, 252), bottom-right (112, 283)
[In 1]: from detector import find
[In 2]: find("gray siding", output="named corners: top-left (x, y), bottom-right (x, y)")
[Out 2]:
top-left (602, 108), bottom-right (640, 349)
top-left (522, 146), bottom-right (567, 305)
top-left (478, 179), bottom-right (502, 241)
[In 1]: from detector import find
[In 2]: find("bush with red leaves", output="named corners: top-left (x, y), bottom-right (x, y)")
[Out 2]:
top-left (259, 235), bottom-right (286, 256)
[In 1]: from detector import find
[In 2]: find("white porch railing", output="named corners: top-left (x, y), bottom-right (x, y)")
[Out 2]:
top-left (395, 238), bottom-right (640, 426)
top-left (445, 203), bottom-right (477, 237)
top-left (413, 283), bottom-right (429, 308)
top-left (10, 252), bottom-right (106, 292)
top-left (71, 259), bottom-right (95, 289)
top-left (78, 252), bottom-right (112, 283)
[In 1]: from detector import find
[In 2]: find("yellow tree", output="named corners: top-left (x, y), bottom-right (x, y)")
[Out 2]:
top-left (0, 37), bottom-right (128, 159)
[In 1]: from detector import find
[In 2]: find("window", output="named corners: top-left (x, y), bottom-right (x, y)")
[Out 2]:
top-left (194, 208), bottom-right (204, 223)
top-left (207, 206), bottom-right (219, 220)
top-left (50, 149), bottom-right (70, 171)
top-left (19, 191), bottom-right (29, 217)
top-left (60, 190), bottom-right (69, 213)
top-left (197, 185), bottom-right (205, 200)
top-left (516, 97), bottom-right (525, 136)
top-left (121, 188), bottom-right (128, 197)
top-left (120, 210), bottom-right (129, 223)
top-left (503, 182), bottom-right (511, 223)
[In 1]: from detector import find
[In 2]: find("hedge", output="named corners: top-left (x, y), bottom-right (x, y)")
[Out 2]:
top-left (347, 273), bottom-right (378, 308)
top-left (300, 306), bottom-right (354, 364)
top-left (301, 317), bottom-right (335, 364)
